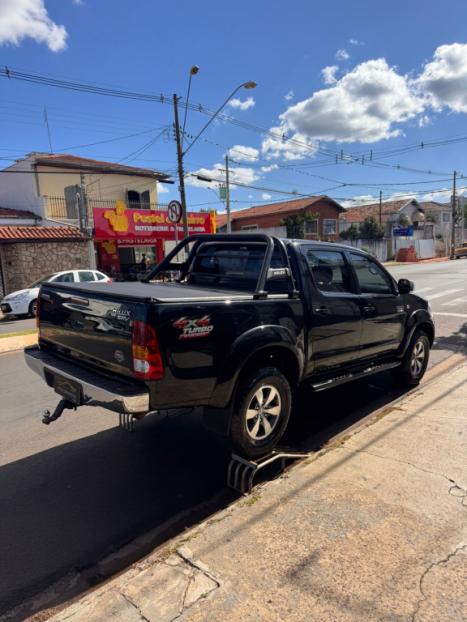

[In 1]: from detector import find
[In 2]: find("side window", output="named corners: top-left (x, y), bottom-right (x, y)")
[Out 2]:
top-left (94, 272), bottom-right (107, 281)
top-left (52, 272), bottom-right (74, 283)
top-left (303, 249), bottom-right (354, 294)
top-left (350, 253), bottom-right (393, 295)
top-left (78, 271), bottom-right (96, 282)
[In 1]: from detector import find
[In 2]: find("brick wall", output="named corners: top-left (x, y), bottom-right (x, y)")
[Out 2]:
top-left (1, 240), bottom-right (89, 294)
top-left (231, 199), bottom-right (342, 240)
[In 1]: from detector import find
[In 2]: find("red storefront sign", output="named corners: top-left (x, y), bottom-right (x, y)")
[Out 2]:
top-left (93, 204), bottom-right (215, 240)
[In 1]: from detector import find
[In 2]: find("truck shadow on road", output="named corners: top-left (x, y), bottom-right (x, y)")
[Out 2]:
top-left (0, 373), bottom-right (407, 620)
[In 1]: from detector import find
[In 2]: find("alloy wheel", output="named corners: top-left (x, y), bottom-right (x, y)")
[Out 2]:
top-left (410, 340), bottom-right (426, 377)
top-left (245, 385), bottom-right (282, 441)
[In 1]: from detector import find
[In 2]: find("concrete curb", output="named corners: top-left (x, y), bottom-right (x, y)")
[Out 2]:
top-left (0, 332), bottom-right (37, 354)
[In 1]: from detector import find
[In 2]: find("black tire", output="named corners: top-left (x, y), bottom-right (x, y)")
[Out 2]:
top-left (230, 367), bottom-right (292, 459)
top-left (28, 299), bottom-right (38, 318)
top-left (394, 330), bottom-right (430, 387)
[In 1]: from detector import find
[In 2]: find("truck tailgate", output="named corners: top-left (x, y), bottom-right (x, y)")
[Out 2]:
top-left (38, 284), bottom-right (145, 378)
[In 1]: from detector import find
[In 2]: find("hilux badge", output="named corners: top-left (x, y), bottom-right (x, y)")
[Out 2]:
top-left (114, 349), bottom-right (125, 364)
top-left (173, 316), bottom-right (213, 339)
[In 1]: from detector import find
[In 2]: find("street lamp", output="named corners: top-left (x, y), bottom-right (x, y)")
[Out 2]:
top-left (173, 79), bottom-right (257, 238)
top-left (181, 65), bottom-right (200, 147)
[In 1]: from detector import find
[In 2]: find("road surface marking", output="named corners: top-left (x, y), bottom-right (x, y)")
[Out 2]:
top-left (426, 288), bottom-right (463, 300)
top-left (433, 312), bottom-right (467, 319)
top-left (415, 287), bottom-right (434, 293)
top-left (441, 297), bottom-right (467, 307)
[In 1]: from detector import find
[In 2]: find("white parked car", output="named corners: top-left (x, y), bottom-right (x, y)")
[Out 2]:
top-left (0, 270), bottom-right (111, 318)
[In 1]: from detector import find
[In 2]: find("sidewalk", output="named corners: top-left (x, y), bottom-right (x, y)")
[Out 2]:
top-left (36, 363), bottom-right (467, 621)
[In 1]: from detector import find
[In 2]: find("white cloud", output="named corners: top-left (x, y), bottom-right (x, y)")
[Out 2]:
top-left (0, 0), bottom-right (68, 52)
top-left (187, 163), bottom-right (260, 190)
top-left (157, 184), bottom-right (169, 194)
top-left (262, 193), bottom-right (272, 200)
top-left (279, 59), bottom-right (424, 143)
top-left (349, 38), bottom-right (363, 46)
top-left (321, 64), bottom-right (339, 85)
top-left (341, 194), bottom-right (377, 208)
top-left (421, 188), bottom-right (451, 202)
top-left (72, 0), bottom-right (84, 4)
top-left (248, 194), bottom-right (254, 199)
top-left (227, 145), bottom-right (259, 162)
top-left (284, 90), bottom-right (295, 101)
top-left (227, 97), bottom-right (255, 111)
top-left (417, 43), bottom-right (467, 113)
top-left (335, 48), bottom-right (350, 61)
top-left (260, 164), bottom-right (279, 173)
top-left (417, 115), bottom-right (431, 127)
top-left (261, 125), bottom-right (316, 160)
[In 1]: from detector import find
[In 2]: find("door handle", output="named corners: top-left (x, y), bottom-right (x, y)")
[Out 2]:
top-left (362, 304), bottom-right (376, 316)
top-left (313, 305), bottom-right (329, 315)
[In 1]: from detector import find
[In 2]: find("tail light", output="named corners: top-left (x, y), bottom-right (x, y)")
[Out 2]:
top-left (132, 320), bottom-right (164, 380)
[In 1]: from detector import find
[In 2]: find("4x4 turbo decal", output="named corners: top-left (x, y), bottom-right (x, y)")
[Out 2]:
top-left (173, 315), bottom-right (213, 339)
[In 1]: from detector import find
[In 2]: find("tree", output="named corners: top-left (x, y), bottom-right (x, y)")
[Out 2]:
top-left (359, 216), bottom-right (385, 240)
top-left (339, 224), bottom-right (359, 240)
top-left (281, 212), bottom-right (319, 239)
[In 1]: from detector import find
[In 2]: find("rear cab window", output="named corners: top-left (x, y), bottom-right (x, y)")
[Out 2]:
top-left (52, 272), bottom-right (74, 283)
top-left (78, 271), bottom-right (97, 282)
top-left (302, 248), bottom-right (354, 294)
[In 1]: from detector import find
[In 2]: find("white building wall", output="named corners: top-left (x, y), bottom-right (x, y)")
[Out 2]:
top-left (0, 159), bottom-right (44, 217)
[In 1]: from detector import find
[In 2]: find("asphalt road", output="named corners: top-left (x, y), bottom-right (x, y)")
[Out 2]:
top-left (0, 315), bottom-right (35, 334)
top-left (0, 259), bottom-right (466, 617)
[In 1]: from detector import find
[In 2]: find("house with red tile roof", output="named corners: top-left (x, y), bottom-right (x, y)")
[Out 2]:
top-left (216, 196), bottom-right (345, 240)
top-left (0, 208), bottom-right (87, 297)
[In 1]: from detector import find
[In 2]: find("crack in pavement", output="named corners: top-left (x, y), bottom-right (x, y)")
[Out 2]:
top-left (410, 543), bottom-right (467, 622)
top-left (119, 591), bottom-right (150, 622)
top-left (339, 446), bottom-right (467, 505)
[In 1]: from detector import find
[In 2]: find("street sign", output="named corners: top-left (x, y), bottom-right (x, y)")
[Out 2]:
top-left (393, 227), bottom-right (414, 237)
top-left (167, 200), bottom-right (182, 224)
top-left (219, 185), bottom-right (227, 200)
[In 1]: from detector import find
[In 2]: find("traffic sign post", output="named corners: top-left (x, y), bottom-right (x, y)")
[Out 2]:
top-left (167, 200), bottom-right (183, 246)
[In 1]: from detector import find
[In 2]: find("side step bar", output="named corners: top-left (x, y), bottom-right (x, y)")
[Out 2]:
top-left (311, 361), bottom-right (401, 392)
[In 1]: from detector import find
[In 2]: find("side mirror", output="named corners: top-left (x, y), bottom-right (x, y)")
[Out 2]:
top-left (398, 278), bottom-right (414, 294)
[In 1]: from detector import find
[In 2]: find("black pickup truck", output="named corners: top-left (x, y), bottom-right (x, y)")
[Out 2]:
top-left (25, 234), bottom-right (434, 458)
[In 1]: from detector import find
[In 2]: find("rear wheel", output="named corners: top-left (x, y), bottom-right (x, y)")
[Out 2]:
top-left (394, 330), bottom-right (430, 387)
top-left (28, 299), bottom-right (38, 318)
top-left (230, 367), bottom-right (292, 459)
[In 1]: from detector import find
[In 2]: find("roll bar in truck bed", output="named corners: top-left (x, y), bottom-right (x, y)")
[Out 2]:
top-left (144, 233), bottom-right (298, 299)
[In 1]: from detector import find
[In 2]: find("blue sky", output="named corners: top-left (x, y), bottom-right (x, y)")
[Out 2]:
top-left (2, 0), bottom-right (467, 211)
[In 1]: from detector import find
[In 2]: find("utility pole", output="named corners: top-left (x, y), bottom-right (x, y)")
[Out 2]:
top-left (80, 173), bottom-right (96, 269)
top-left (450, 170), bottom-right (457, 260)
top-left (173, 94), bottom-right (189, 238)
top-left (225, 154), bottom-right (231, 233)
top-left (378, 190), bottom-right (382, 225)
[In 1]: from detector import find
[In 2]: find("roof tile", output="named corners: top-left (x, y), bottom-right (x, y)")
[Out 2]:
top-left (0, 225), bottom-right (85, 242)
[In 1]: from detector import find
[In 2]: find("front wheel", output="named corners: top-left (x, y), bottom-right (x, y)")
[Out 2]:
top-left (28, 299), bottom-right (38, 318)
top-left (394, 330), bottom-right (430, 387)
top-left (230, 367), bottom-right (292, 459)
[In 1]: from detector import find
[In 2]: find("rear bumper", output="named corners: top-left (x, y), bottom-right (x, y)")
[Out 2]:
top-left (24, 346), bottom-right (149, 414)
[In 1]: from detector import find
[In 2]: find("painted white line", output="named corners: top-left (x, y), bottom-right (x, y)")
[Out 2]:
top-left (414, 287), bottom-right (434, 293)
top-left (426, 288), bottom-right (463, 301)
top-left (433, 312), bottom-right (467, 319)
top-left (441, 297), bottom-right (467, 307)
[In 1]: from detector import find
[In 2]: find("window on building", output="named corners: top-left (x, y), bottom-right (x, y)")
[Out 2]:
top-left (323, 219), bottom-right (337, 236)
top-left (141, 190), bottom-right (151, 209)
top-left (127, 190), bottom-right (141, 208)
top-left (241, 224), bottom-right (259, 231)
top-left (442, 212), bottom-right (451, 223)
top-left (302, 249), bottom-right (353, 294)
top-left (305, 219), bottom-right (319, 235)
top-left (349, 253), bottom-right (393, 295)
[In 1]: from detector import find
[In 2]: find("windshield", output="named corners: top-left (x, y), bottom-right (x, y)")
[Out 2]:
top-left (29, 274), bottom-right (55, 288)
